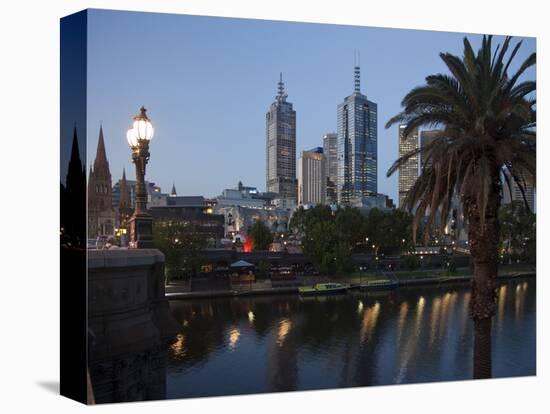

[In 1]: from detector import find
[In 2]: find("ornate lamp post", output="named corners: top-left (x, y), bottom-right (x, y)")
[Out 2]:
top-left (127, 106), bottom-right (155, 248)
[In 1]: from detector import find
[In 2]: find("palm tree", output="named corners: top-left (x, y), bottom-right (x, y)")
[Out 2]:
top-left (386, 36), bottom-right (535, 379)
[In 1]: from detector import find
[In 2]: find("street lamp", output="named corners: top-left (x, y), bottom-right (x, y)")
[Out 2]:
top-left (127, 106), bottom-right (155, 248)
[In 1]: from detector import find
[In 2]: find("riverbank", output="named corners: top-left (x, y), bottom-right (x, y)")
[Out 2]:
top-left (165, 266), bottom-right (535, 300)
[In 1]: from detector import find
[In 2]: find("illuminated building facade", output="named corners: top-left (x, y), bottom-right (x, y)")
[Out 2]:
top-left (398, 125), bottom-right (419, 208)
top-left (419, 129), bottom-right (441, 169)
top-left (323, 132), bottom-right (338, 203)
top-left (298, 147), bottom-right (326, 205)
top-left (266, 73), bottom-right (297, 200)
top-left (337, 63), bottom-right (377, 204)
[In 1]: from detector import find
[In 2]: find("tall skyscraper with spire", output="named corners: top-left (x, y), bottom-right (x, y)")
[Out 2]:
top-left (266, 73), bottom-right (297, 200)
top-left (88, 125), bottom-right (116, 238)
top-left (337, 56), bottom-right (378, 204)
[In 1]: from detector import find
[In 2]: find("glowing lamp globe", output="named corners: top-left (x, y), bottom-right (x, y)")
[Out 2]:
top-left (126, 127), bottom-right (138, 148)
top-left (132, 106), bottom-right (154, 141)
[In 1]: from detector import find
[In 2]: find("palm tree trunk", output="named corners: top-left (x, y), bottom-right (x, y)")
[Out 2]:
top-left (466, 175), bottom-right (500, 379)
top-left (473, 316), bottom-right (492, 378)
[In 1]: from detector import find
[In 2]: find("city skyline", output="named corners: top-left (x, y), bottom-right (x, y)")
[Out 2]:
top-left (69, 9), bottom-right (536, 202)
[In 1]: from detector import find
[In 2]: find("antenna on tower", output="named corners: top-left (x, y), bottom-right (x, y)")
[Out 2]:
top-left (354, 51), bottom-right (361, 94)
top-left (277, 72), bottom-right (287, 102)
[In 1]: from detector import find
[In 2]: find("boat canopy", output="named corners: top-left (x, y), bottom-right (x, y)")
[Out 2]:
top-left (230, 260), bottom-right (255, 268)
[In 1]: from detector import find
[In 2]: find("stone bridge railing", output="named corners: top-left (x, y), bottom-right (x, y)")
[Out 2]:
top-left (87, 248), bottom-right (180, 403)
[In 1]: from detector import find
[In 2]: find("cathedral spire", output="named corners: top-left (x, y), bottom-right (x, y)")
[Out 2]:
top-left (66, 125), bottom-right (84, 192)
top-left (95, 125), bottom-right (108, 165)
top-left (119, 168), bottom-right (130, 209)
top-left (69, 126), bottom-right (81, 169)
top-left (92, 124), bottom-right (111, 181)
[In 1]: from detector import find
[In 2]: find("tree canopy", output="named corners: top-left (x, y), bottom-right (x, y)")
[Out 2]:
top-left (249, 219), bottom-right (274, 251)
top-left (153, 220), bottom-right (208, 281)
top-left (290, 206), bottom-right (415, 274)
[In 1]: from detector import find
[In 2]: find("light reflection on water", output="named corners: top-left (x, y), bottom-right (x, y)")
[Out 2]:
top-left (166, 278), bottom-right (536, 399)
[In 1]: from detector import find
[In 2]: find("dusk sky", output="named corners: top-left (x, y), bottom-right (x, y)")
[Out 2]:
top-left (84, 9), bottom-right (536, 201)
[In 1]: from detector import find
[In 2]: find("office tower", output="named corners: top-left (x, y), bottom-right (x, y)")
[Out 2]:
top-left (502, 169), bottom-right (536, 212)
top-left (398, 124), bottom-right (419, 208)
top-left (419, 129), bottom-right (442, 169)
top-left (337, 60), bottom-right (377, 204)
top-left (298, 147), bottom-right (326, 205)
top-left (512, 180), bottom-right (535, 212)
top-left (323, 132), bottom-right (338, 203)
top-left (323, 132), bottom-right (338, 182)
top-left (266, 73), bottom-right (297, 200)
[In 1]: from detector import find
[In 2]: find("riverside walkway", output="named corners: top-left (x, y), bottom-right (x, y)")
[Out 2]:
top-left (165, 266), bottom-right (535, 300)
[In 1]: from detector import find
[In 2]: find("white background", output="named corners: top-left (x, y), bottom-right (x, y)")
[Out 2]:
top-left (0, 0), bottom-right (548, 412)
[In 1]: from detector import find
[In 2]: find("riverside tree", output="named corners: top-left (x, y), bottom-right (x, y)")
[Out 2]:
top-left (249, 219), bottom-right (274, 251)
top-left (498, 201), bottom-right (536, 263)
top-left (153, 220), bottom-right (208, 281)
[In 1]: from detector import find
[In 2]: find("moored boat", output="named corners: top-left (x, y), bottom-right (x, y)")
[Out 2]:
top-left (359, 279), bottom-right (399, 290)
top-left (298, 283), bottom-right (349, 296)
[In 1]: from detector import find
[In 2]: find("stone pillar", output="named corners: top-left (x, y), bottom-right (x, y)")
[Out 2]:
top-left (87, 248), bottom-right (180, 403)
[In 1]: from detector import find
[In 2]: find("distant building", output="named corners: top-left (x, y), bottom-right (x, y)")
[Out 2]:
top-left (419, 129), bottom-right (442, 169)
top-left (418, 130), bottom-right (469, 243)
top-left (298, 147), bottom-right (326, 206)
top-left (215, 205), bottom-right (291, 238)
top-left (337, 61), bottom-right (377, 204)
top-left (502, 169), bottom-right (536, 212)
top-left (116, 168), bottom-right (133, 231)
top-left (323, 132), bottom-right (338, 203)
top-left (112, 179), bottom-right (163, 208)
top-left (236, 180), bottom-right (259, 195)
top-left (350, 193), bottom-right (395, 215)
top-left (216, 181), bottom-right (269, 209)
top-left (272, 198), bottom-right (297, 211)
top-left (398, 125), bottom-right (419, 208)
top-left (217, 189), bottom-right (266, 209)
top-left (266, 73), bottom-right (297, 201)
top-left (88, 126), bottom-right (116, 238)
top-left (151, 196), bottom-right (225, 243)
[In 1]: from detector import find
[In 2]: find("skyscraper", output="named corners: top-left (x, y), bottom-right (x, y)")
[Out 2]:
top-left (266, 73), bottom-right (297, 200)
top-left (298, 147), bottom-right (326, 206)
top-left (337, 61), bottom-right (377, 204)
top-left (88, 125), bottom-right (116, 238)
top-left (398, 124), bottom-right (419, 208)
top-left (323, 132), bottom-right (338, 203)
top-left (419, 129), bottom-right (442, 169)
top-left (502, 169), bottom-right (536, 212)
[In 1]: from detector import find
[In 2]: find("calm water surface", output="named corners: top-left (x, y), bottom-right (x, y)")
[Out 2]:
top-left (166, 279), bottom-right (536, 399)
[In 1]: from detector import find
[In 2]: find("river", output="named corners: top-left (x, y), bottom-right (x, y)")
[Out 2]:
top-left (165, 278), bottom-right (536, 399)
